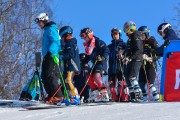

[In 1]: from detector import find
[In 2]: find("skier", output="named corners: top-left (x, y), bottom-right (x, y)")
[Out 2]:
top-left (34, 13), bottom-right (63, 103)
top-left (108, 27), bottom-right (128, 102)
top-left (156, 23), bottom-right (180, 57)
top-left (80, 27), bottom-right (110, 102)
top-left (74, 53), bottom-right (90, 103)
top-left (138, 26), bottom-right (159, 101)
top-left (59, 26), bottom-right (81, 105)
top-left (123, 21), bottom-right (143, 102)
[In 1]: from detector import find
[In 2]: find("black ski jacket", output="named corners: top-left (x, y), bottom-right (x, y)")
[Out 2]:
top-left (143, 36), bottom-right (159, 61)
top-left (126, 31), bottom-right (143, 61)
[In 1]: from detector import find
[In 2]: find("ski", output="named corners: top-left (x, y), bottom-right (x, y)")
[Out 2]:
top-left (0, 101), bottom-right (13, 106)
top-left (23, 104), bottom-right (66, 110)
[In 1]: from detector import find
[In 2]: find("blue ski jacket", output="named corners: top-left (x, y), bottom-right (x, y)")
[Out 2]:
top-left (108, 39), bottom-right (126, 74)
top-left (156, 29), bottom-right (180, 57)
top-left (85, 36), bottom-right (109, 75)
top-left (42, 21), bottom-right (60, 57)
top-left (61, 38), bottom-right (81, 73)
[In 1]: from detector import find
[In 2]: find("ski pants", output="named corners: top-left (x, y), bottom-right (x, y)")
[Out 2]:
top-left (74, 70), bottom-right (90, 100)
top-left (41, 54), bottom-right (63, 98)
top-left (88, 72), bottom-right (103, 90)
top-left (138, 62), bottom-right (156, 94)
top-left (125, 61), bottom-right (142, 87)
top-left (64, 71), bottom-right (78, 96)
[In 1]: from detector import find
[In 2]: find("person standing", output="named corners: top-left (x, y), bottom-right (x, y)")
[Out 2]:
top-left (108, 27), bottom-right (127, 101)
top-left (74, 53), bottom-right (90, 103)
top-left (123, 21), bottom-right (143, 102)
top-left (156, 23), bottom-right (180, 57)
top-left (59, 26), bottom-right (81, 105)
top-left (138, 26), bottom-right (159, 101)
top-left (80, 27), bottom-right (109, 102)
top-left (34, 13), bottom-right (63, 103)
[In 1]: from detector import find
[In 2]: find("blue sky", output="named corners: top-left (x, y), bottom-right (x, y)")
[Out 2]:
top-left (51, 0), bottom-right (179, 52)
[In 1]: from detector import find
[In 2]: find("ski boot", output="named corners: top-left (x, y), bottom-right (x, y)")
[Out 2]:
top-left (150, 85), bottom-right (159, 101)
top-left (87, 89), bottom-right (99, 103)
top-left (70, 95), bottom-right (81, 105)
top-left (142, 93), bottom-right (148, 102)
top-left (94, 88), bottom-right (109, 102)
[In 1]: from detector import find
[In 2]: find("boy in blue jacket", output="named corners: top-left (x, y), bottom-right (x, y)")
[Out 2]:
top-left (59, 26), bottom-right (81, 105)
top-left (108, 27), bottom-right (127, 102)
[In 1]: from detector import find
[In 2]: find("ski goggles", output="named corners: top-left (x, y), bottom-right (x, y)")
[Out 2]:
top-left (80, 33), bottom-right (87, 39)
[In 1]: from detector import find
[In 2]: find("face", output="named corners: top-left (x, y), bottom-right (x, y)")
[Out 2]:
top-left (112, 32), bottom-right (120, 40)
top-left (80, 33), bottom-right (90, 42)
top-left (140, 33), bottom-right (146, 40)
top-left (158, 30), bottom-right (166, 38)
top-left (38, 21), bottom-right (45, 29)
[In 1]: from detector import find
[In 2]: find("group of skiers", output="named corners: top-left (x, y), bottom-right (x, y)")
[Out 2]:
top-left (34, 13), bottom-right (180, 105)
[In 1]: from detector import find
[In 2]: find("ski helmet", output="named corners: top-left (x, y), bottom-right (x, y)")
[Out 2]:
top-left (157, 23), bottom-right (171, 35)
top-left (34, 13), bottom-right (49, 23)
top-left (111, 27), bottom-right (122, 38)
top-left (59, 26), bottom-right (73, 38)
top-left (138, 26), bottom-right (150, 37)
top-left (80, 27), bottom-right (94, 39)
top-left (123, 21), bottom-right (136, 34)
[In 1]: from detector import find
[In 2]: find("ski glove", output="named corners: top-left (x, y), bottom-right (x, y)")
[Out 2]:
top-left (142, 54), bottom-right (153, 63)
top-left (96, 55), bottom-right (105, 61)
top-left (122, 57), bottom-right (131, 64)
top-left (52, 55), bottom-right (59, 65)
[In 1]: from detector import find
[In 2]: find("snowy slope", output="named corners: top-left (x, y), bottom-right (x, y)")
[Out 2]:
top-left (0, 101), bottom-right (180, 120)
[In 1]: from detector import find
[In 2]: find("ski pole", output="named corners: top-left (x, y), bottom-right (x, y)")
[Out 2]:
top-left (53, 59), bottom-right (70, 102)
top-left (58, 65), bottom-right (70, 102)
top-left (79, 60), bottom-right (97, 96)
top-left (47, 84), bottom-right (62, 103)
top-left (142, 60), bottom-right (151, 101)
top-left (118, 59), bottom-right (128, 102)
top-left (150, 53), bottom-right (161, 96)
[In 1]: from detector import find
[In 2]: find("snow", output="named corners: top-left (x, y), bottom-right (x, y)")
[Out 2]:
top-left (0, 100), bottom-right (180, 120)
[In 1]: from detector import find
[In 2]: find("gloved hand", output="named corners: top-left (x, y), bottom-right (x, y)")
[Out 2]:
top-left (116, 54), bottom-right (124, 60)
top-left (96, 55), bottom-right (105, 61)
top-left (142, 54), bottom-right (153, 62)
top-left (59, 50), bottom-right (63, 55)
top-left (52, 54), bottom-right (59, 65)
top-left (122, 57), bottom-right (131, 64)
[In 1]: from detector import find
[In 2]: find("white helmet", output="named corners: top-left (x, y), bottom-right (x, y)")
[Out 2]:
top-left (35, 13), bottom-right (49, 23)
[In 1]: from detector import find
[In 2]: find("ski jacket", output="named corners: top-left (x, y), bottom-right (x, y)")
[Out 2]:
top-left (126, 31), bottom-right (143, 61)
top-left (62, 38), bottom-right (81, 73)
top-left (42, 21), bottom-right (60, 57)
top-left (85, 36), bottom-right (109, 74)
top-left (156, 29), bottom-right (180, 57)
top-left (143, 36), bottom-right (159, 61)
top-left (108, 39), bottom-right (126, 74)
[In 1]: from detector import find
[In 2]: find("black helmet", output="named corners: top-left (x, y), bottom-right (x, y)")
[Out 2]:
top-left (80, 27), bottom-right (94, 39)
top-left (157, 23), bottom-right (171, 35)
top-left (138, 26), bottom-right (150, 37)
top-left (59, 26), bottom-right (73, 38)
top-left (111, 27), bottom-right (122, 38)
